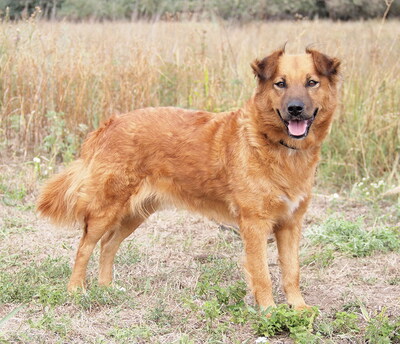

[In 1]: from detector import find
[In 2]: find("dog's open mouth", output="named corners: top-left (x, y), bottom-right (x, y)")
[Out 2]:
top-left (287, 120), bottom-right (310, 137)
top-left (277, 108), bottom-right (318, 139)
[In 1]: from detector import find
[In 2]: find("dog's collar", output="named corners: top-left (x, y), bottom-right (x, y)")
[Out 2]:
top-left (263, 134), bottom-right (299, 150)
top-left (279, 140), bottom-right (299, 150)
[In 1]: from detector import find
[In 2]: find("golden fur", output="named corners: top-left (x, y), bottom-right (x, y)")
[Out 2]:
top-left (37, 48), bottom-right (340, 310)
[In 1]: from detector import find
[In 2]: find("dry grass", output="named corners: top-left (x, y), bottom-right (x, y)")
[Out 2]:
top-left (0, 19), bottom-right (399, 188)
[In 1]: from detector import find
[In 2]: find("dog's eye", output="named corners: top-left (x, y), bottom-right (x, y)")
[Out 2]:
top-left (307, 80), bottom-right (319, 87)
top-left (274, 81), bottom-right (286, 89)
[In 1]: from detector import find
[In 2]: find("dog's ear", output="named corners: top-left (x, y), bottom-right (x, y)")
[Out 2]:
top-left (306, 48), bottom-right (341, 78)
top-left (251, 49), bottom-right (284, 82)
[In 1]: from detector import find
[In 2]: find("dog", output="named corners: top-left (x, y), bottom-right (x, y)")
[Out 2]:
top-left (37, 47), bottom-right (340, 310)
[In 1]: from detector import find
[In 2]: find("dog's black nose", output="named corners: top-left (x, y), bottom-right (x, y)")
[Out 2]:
top-left (287, 100), bottom-right (304, 116)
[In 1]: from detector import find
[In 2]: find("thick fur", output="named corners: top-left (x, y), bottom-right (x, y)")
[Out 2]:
top-left (37, 48), bottom-right (340, 309)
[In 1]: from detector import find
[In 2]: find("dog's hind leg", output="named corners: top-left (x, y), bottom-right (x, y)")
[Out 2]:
top-left (98, 212), bottom-right (152, 286)
top-left (68, 214), bottom-right (119, 292)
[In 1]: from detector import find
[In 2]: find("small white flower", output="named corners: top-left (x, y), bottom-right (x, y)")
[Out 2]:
top-left (33, 157), bottom-right (41, 163)
top-left (255, 337), bottom-right (269, 344)
top-left (332, 193), bottom-right (339, 199)
top-left (114, 285), bottom-right (126, 292)
top-left (365, 191), bottom-right (370, 195)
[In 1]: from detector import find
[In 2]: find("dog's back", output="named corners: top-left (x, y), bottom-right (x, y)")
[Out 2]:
top-left (37, 107), bottom-right (242, 227)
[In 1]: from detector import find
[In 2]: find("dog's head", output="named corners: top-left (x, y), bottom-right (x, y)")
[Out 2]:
top-left (250, 48), bottom-right (341, 149)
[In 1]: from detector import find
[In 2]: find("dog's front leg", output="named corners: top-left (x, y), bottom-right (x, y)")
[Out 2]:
top-left (275, 203), bottom-right (310, 310)
top-left (240, 217), bottom-right (276, 309)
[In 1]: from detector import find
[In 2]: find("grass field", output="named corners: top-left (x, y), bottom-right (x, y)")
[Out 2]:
top-left (0, 18), bottom-right (399, 343)
top-left (0, 18), bottom-right (399, 188)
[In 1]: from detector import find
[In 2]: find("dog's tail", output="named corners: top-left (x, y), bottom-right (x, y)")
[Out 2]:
top-left (37, 116), bottom-right (121, 228)
top-left (36, 159), bottom-right (89, 227)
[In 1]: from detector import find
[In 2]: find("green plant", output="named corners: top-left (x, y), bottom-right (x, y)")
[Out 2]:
top-left (250, 305), bottom-right (319, 342)
top-left (202, 299), bottom-right (221, 327)
top-left (301, 248), bottom-right (335, 268)
top-left (332, 311), bottom-right (360, 334)
top-left (147, 300), bottom-right (174, 326)
top-left (28, 309), bottom-right (72, 337)
top-left (114, 241), bottom-right (142, 265)
top-left (195, 257), bottom-right (239, 295)
top-left (0, 257), bottom-right (70, 305)
top-left (388, 277), bottom-right (400, 285)
top-left (0, 217), bottom-right (34, 237)
top-left (351, 177), bottom-right (389, 202)
top-left (178, 334), bottom-right (195, 344)
top-left (0, 179), bottom-right (27, 206)
top-left (30, 156), bottom-right (55, 180)
top-left (364, 309), bottom-right (400, 343)
top-left (307, 215), bottom-right (400, 257)
top-left (72, 283), bottom-right (127, 310)
top-left (42, 111), bottom-right (84, 165)
top-left (108, 325), bottom-right (153, 341)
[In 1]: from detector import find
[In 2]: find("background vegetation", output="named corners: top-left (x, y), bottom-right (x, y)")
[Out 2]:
top-left (0, 15), bottom-right (399, 190)
top-left (0, 0), bottom-right (399, 21)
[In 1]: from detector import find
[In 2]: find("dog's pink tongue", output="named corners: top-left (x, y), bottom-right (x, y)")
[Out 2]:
top-left (288, 120), bottom-right (307, 136)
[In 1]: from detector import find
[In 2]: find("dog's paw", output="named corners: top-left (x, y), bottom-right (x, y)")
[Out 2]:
top-left (293, 303), bottom-right (313, 311)
top-left (67, 281), bottom-right (86, 293)
top-left (259, 303), bottom-right (277, 317)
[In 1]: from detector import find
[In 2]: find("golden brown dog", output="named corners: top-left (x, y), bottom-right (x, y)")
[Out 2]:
top-left (37, 48), bottom-right (340, 310)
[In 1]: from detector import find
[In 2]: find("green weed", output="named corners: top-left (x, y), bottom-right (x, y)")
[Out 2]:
top-left (316, 310), bottom-right (359, 340)
top-left (72, 283), bottom-right (127, 310)
top-left (177, 334), bottom-right (195, 344)
top-left (331, 311), bottom-right (360, 334)
top-left (0, 180), bottom-right (27, 206)
top-left (0, 217), bottom-right (34, 237)
top-left (114, 241), bottom-right (142, 266)
top-left (307, 215), bottom-right (400, 257)
top-left (341, 300), bottom-right (363, 313)
top-left (0, 257), bottom-right (70, 306)
top-left (195, 256), bottom-right (240, 296)
top-left (388, 277), bottom-right (400, 285)
top-left (301, 248), bottom-right (335, 268)
top-left (250, 305), bottom-right (319, 342)
top-left (108, 325), bottom-right (153, 342)
top-left (365, 309), bottom-right (400, 343)
top-left (351, 177), bottom-right (387, 201)
top-left (28, 309), bottom-right (72, 338)
top-left (147, 301), bottom-right (173, 326)
top-left (42, 111), bottom-right (85, 165)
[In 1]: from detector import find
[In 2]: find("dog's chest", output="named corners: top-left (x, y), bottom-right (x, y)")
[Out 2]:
top-left (279, 193), bottom-right (306, 216)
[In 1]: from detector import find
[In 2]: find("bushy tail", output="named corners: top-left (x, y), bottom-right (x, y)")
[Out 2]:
top-left (37, 159), bottom-right (88, 227)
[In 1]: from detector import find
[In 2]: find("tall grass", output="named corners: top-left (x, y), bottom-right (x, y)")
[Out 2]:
top-left (0, 19), bottom-right (398, 189)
